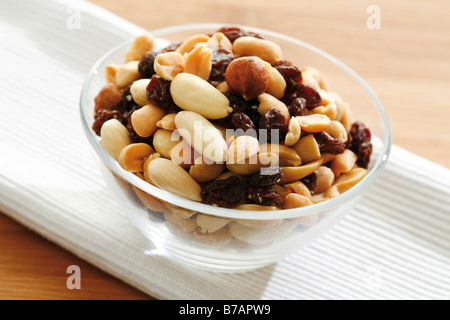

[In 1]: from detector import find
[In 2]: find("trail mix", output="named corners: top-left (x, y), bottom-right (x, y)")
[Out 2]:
top-left (93, 26), bottom-right (373, 212)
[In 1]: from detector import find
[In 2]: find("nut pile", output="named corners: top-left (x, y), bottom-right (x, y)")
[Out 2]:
top-left (93, 26), bottom-right (373, 213)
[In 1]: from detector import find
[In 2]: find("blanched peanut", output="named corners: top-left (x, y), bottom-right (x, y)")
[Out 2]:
top-left (321, 153), bottom-right (336, 164)
top-left (284, 117), bottom-right (301, 147)
top-left (215, 81), bottom-right (230, 93)
top-left (130, 79), bottom-right (151, 106)
top-left (311, 185), bottom-right (340, 203)
top-left (257, 93), bottom-right (290, 123)
top-left (131, 104), bottom-right (166, 137)
top-left (296, 114), bottom-right (331, 133)
top-left (147, 158), bottom-right (202, 202)
top-left (152, 129), bottom-right (180, 159)
top-left (94, 83), bottom-right (123, 113)
top-left (313, 166), bottom-right (335, 194)
top-left (170, 73), bottom-right (232, 119)
top-left (228, 220), bottom-right (298, 244)
top-left (196, 213), bottom-right (231, 233)
top-left (317, 89), bottom-right (336, 105)
top-left (283, 181), bottom-right (312, 198)
top-left (189, 157), bottom-right (225, 183)
top-left (340, 101), bottom-right (353, 131)
top-left (174, 111), bottom-right (228, 163)
top-left (105, 64), bottom-right (119, 84)
top-left (100, 119), bottom-right (131, 160)
top-left (300, 67), bottom-right (321, 90)
top-left (330, 149), bottom-right (357, 177)
top-left (156, 113), bottom-right (177, 131)
top-left (226, 152), bottom-right (279, 175)
top-left (116, 61), bottom-right (140, 88)
top-left (279, 158), bottom-right (323, 184)
top-left (311, 101), bottom-right (337, 121)
top-left (164, 210), bottom-right (198, 233)
top-left (332, 167), bottom-right (367, 193)
top-left (271, 185), bottom-right (291, 199)
top-left (259, 144), bottom-right (301, 167)
top-left (118, 143), bottom-right (155, 172)
top-left (227, 135), bottom-right (260, 164)
top-left (261, 61), bottom-right (286, 99)
top-left (292, 134), bottom-right (321, 163)
top-left (329, 92), bottom-right (345, 122)
top-left (143, 152), bottom-right (161, 184)
top-left (283, 193), bottom-right (314, 209)
top-left (154, 52), bottom-right (185, 81)
top-left (301, 66), bottom-right (328, 90)
top-left (175, 34), bottom-right (210, 55)
top-left (170, 140), bottom-right (198, 169)
top-left (124, 33), bottom-right (154, 62)
top-left (192, 226), bottom-right (233, 246)
top-left (325, 120), bottom-right (348, 143)
top-left (132, 186), bottom-right (168, 213)
top-left (204, 32), bottom-right (233, 51)
top-left (232, 36), bottom-right (283, 62)
top-left (183, 44), bottom-right (212, 81)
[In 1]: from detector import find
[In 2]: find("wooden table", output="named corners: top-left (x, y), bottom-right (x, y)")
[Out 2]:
top-left (1, 0), bottom-right (449, 300)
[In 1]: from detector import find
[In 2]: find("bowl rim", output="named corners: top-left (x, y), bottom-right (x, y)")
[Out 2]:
top-left (80, 23), bottom-right (392, 220)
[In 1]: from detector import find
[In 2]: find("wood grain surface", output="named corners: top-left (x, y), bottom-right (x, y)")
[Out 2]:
top-left (1, 0), bottom-right (449, 300)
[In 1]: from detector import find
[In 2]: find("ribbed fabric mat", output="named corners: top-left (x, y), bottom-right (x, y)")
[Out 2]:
top-left (1, 0), bottom-right (449, 300)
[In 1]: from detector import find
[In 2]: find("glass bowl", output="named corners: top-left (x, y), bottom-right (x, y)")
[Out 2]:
top-left (80, 23), bottom-right (391, 273)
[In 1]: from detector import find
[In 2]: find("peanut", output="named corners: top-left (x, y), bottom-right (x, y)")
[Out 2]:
top-left (313, 166), bottom-right (335, 194)
top-left (143, 152), bottom-right (161, 184)
top-left (292, 134), bottom-right (321, 164)
top-left (192, 226), bottom-right (233, 247)
top-left (232, 36), bottom-right (283, 62)
top-left (257, 93), bottom-right (290, 123)
top-left (325, 120), bottom-right (348, 143)
top-left (105, 64), bottom-right (119, 84)
top-left (189, 156), bottom-right (225, 183)
top-left (183, 44), bottom-right (212, 81)
top-left (175, 34), bottom-right (210, 55)
top-left (284, 117), bottom-right (301, 147)
top-left (228, 220), bottom-right (298, 244)
top-left (115, 60), bottom-right (140, 88)
top-left (130, 79), bottom-right (151, 106)
top-left (259, 144), bottom-right (301, 167)
top-left (226, 152), bottom-right (279, 175)
top-left (295, 114), bottom-right (331, 133)
top-left (164, 210), bottom-right (198, 233)
top-left (311, 185), bottom-right (340, 203)
top-left (204, 32), bottom-right (233, 51)
top-left (170, 140), bottom-right (198, 169)
top-left (132, 186), bottom-right (168, 213)
top-left (152, 129), bottom-right (180, 159)
top-left (215, 81), bottom-right (230, 93)
top-left (330, 149), bottom-right (357, 177)
top-left (196, 213), bottom-right (231, 233)
top-left (170, 73), bottom-right (232, 119)
top-left (147, 158), bottom-right (202, 202)
top-left (301, 66), bottom-right (328, 90)
top-left (131, 104), bottom-right (166, 138)
top-left (100, 119), bottom-right (131, 160)
top-left (118, 143), bottom-right (155, 172)
top-left (283, 193), bottom-right (314, 209)
top-left (235, 218), bottom-right (283, 230)
top-left (279, 158), bottom-right (323, 184)
top-left (174, 111), bottom-right (228, 163)
top-left (227, 135), bottom-right (260, 164)
top-left (332, 167), bottom-right (367, 193)
top-left (283, 181), bottom-right (312, 198)
top-left (156, 113), bottom-right (177, 131)
top-left (311, 101), bottom-right (337, 121)
top-left (261, 60), bottom-right (286, 99)
top-left (124, 33), bottom-right (154, 62)
top-left (154, 52), bottom-right (185, 81)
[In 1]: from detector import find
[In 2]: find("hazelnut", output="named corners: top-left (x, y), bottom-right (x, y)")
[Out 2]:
top-left (225, 56), bottom-right (269, 101)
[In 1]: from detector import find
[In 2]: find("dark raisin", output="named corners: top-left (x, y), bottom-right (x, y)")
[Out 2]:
top-left (201, 176), bottom-right (247, 208)
top-left (301, 172), bottom-right (318, 193)
top-left (245, 31), bottom-right (266, 40)
top-left (248, 166), bottom-right (284, 188)
top-left (138, 51), bottom-right (158, 78)
top-left (92, 110), bottom-right (122, 136)
top-left (120, 86), bottom-right (138, 113)
top-left (259, 109), bottom-right (288, 143)
top-left (247, 186), bottom-right (282, 207)
top-left (347, 121), bottom-right (373, 168)
top-left (215, 93), bottom-right (260, 128)
top-left (209, 48), bottom-right (234, 82)
top-left (231, 113), bottom-right (256, 132)
top-left (271, 60), bottom-right (302, 105)
top-left (216, 26), bottom-right (247, 43)
top-left (146, 75), bottom-right (179, 113)
top-left (299, 85), bottom-right (322, 109)
top-left (161, 41), bottom-right (182, 53)
top-left (288, 97), bottom-right (307, 117)
top-left (314, 131), bottom-right (346, 155)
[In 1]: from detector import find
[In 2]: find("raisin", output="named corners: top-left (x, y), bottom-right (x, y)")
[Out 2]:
top-left (201, 176), bottom-right (247, 208)
top-left (146, 75), bottom-right (179, 113)
top-left (271, 60), bottom-right (302, 105)
top-left (247, 186), bottom-right (282, 207)
top-left (215, 93), bottom-right (260, 128)
top-left (216, 25), bottom-right (265, 43)
top-left (92, 110), bottom-right (122, 136)
top-left (231, 113), bottom-right (256, 132)
top-left (288, 97), bottom-right (307, 117)
top-left (248, 166), bottom-right (284, 188)
top-left (138, 51), bottom-right (158, 78)
top-left (259, 109), bottom-right (288, 143)
top-left (299, 85), bottom-right (322, 109)
top-left (301, 172), bottom-right (318, 193)
top-left (347, 121), bottom-right (373, 168)
top-left (161, 41), bottom-right (182, 53)
top-left (314, 131), bottom-right (346, 155)
top-left (209, 48), bottom-right (234, 82)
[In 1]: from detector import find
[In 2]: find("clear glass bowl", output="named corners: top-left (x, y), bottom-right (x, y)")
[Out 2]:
top-left (80, 23), bottom-right (391, 273)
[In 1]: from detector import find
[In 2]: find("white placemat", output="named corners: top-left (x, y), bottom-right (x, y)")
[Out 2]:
top-left (1, 0), bottom-right (449, 300)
